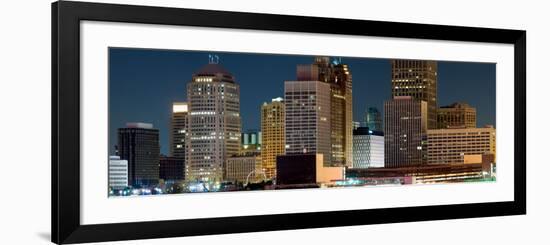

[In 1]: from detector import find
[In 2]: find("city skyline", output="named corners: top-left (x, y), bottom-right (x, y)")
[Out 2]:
top-left (109, 48), bottom-right (496, 156)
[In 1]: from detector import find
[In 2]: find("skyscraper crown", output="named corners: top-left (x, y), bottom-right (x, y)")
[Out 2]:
top-left (194, 63), bottom-right (232, 76)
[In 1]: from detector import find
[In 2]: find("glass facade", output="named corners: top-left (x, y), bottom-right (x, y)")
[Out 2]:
top-left (117, 123), bottom-right (160, 187)
top-left (364, 107), bottom-right (382, 131)
top-left (384, 97), bottom-right (427, 167)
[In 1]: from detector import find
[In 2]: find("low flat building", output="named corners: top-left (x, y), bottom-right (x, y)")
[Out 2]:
top-left (276, 154), bottom-right (344, 186)
top-left (464, 153), bottom-right (496, 178)
top-left (159, 156), bottom-right (184, 183)
top-left (346, 163), bottom-right (488, 184)
top-left (225, 153), bottom-right (262, 184)
top-left (427, 125), bottom-right (496, 165)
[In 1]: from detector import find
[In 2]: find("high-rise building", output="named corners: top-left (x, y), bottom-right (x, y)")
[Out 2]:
top-left (186, 62), bottom-right (241, 182)
top-left (117, 122), bottom-right (160, 187)
top-left (391, 59), bottom-right (437, 129)
top-left (437, 102), bottom-right (477, 129)
top-left (427, 125), bottom-right (496, 165)
top-left (353, 127), bottom-right (384, 168)
top-left (364, 107), bottom-right (382, 131)
top-left (260, 97), bottom-right (285, 180)
top-left (296, 57), bottom-right (353, 167)
top-left (384, 96), bottom-right (428, 168)
top-left (284, 80), bottom-right (332, 165)
top-left (170, 102), bottom-right (188, 162)
top-left (108, 156), bottom-right (128, 190)
top-left (225, 152), bottom-right (263, 184)
top-left (159, 156), bottom-right (184, 183)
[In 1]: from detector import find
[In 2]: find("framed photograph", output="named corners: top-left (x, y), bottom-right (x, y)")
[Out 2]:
top-left (52, 1), bottom-right (526, 244)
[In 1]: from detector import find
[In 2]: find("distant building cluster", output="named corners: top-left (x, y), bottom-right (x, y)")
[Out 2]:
top-left (108, 56), bottom-right (496, 194)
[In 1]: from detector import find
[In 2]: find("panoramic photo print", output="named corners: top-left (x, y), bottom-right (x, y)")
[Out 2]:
top-left (108, 48), bottom-right (496, 197)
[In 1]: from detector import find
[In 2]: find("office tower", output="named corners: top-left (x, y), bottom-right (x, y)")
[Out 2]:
top-left (437, 102), bottom-right (477, 129)
top-left (159, 156), bottom-right (184, 183)
top-left (225, 152), bottom-right (262, 184)
top-left (353, 127), bottom-right (384, 168)
top-left (117, 122), bottom-right (160, 187)
top-left (296, 57), bottom-right (353, 167)
top-left (108, 156), bottom-right (128, 190)
top-left (384, 96), bottom-right (428, 167)
top-left (391, 59), bottom-right (437, 129)
top-left (427, 125), bottom-right (496, 164)
top-left (364, 107), bottom-right (382, 131)
top-left (284, 80), bottom-right (332, 165)
top-left (260, 97), bottom-right (285, 180)
top-left (186, 62), bottom-right (241, 182)
top-left (170, 102), bottom-right (188, 162)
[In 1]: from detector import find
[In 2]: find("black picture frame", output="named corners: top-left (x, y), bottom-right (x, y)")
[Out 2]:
top-left (52, 1), bottom-right (526, 244)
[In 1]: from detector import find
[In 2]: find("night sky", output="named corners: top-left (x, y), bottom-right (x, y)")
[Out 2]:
top-left (109, 48), bottom-right (496, 155)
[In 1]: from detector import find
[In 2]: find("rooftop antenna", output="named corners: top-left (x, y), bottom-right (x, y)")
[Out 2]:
top-left (208, 54), bottom-right (220, 64)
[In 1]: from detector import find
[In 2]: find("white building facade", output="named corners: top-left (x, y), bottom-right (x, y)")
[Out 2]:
top-left (352, 127), bottom-right (384, 168)
top-left (108, 156), bottom-right (128, 189)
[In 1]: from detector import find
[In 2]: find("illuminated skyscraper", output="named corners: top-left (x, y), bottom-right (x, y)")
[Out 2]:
top-left (384, 96), bottom-right (428, 167)
top-left (186, 61), bottom-right (241, 182)
top-left (437, 102), bottom-right (477, 129)
top-left (391, 59), bottom-right (437, 129)
top-left (117, 122), bottom-right (160, 187)
top-left (260, 97), bottom-right (285, 179)
top-left (170, 102), bottom-right (188, 161)
top-left (284, 80), bottom-right (332, 165)
top-left (364, 107), bottom-right (382, 131)
top-left (296, 57), bottom-right (353, 167)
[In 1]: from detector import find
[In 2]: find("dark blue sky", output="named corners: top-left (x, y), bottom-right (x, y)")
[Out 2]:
top-left (109, 48), bottom-right (496, 155)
